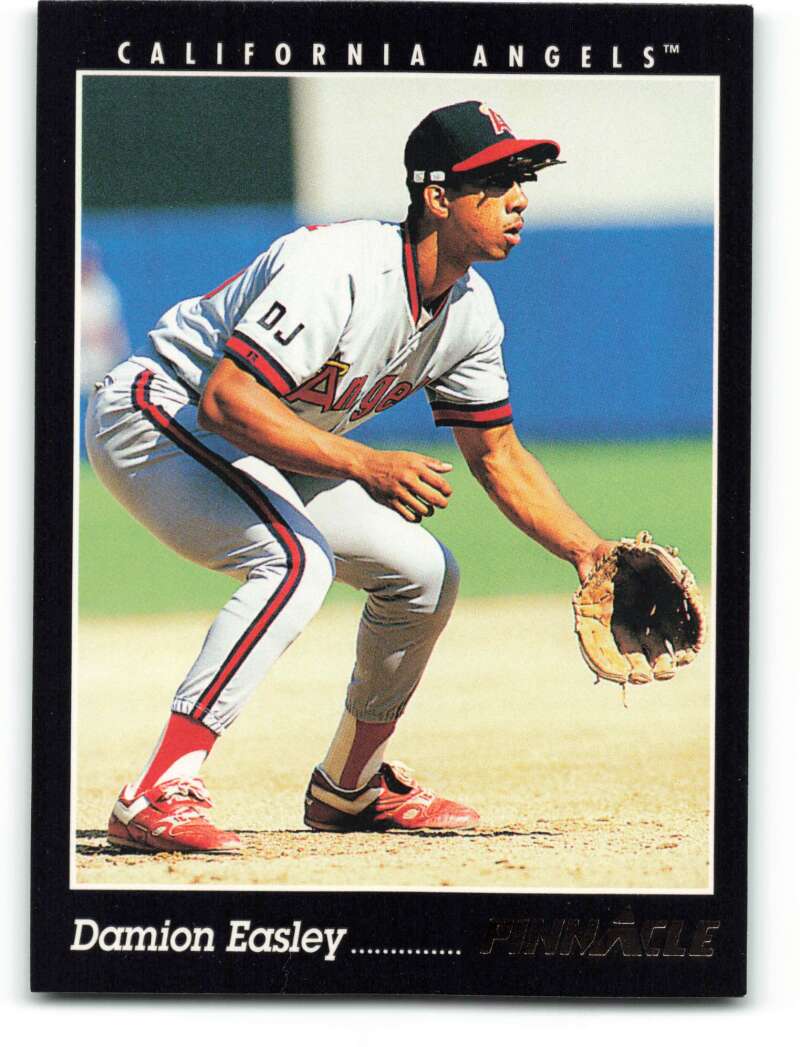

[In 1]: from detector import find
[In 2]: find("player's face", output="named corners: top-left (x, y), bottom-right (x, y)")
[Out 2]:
top-left (445, 176), bottom-right (529, 263)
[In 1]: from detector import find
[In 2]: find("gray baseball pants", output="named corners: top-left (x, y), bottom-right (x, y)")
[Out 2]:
top-left (85, 358), bottom-right (459, 734)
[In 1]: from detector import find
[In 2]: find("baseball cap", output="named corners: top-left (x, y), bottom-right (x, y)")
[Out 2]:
top-left (404, 100), bottom-right (562, 189)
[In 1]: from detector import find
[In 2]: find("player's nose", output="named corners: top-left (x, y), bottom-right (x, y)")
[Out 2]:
top-left (507, 181), bottom-right (528, 213)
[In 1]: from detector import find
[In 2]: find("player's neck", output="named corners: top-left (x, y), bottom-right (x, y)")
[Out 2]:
top-left (413, 226), bottom-right (468, 304)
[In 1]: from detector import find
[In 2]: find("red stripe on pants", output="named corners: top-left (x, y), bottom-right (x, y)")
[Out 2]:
top-left (132, 369), bottom-right (306, 721)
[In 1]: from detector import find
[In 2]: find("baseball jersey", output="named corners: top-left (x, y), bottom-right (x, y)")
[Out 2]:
top-left (147, 220), bottom-right (513, 435)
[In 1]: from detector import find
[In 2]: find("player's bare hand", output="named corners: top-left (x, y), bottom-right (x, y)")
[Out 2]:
top-left (356, 449), bottom-right (453, 522)
top-left (575, 539), bottom-right (618, 584)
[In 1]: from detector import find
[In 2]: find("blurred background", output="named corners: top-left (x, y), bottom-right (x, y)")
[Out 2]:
top-left (78, 74), bottom-right (715, 614)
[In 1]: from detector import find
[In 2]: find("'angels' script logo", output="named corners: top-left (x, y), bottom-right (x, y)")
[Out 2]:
top-left (285, 362), bottom-right (428, 422)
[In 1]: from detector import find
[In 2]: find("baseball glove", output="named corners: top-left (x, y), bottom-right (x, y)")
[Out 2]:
top-left (572, 531), bottom-right (705, 689)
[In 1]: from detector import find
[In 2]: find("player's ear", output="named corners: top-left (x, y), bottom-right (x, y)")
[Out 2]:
top-left (423, 183), bottom-right (451, 220)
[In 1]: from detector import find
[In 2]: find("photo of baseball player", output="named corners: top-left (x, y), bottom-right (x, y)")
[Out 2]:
top-left (75, 76), bottom-right (715, 889)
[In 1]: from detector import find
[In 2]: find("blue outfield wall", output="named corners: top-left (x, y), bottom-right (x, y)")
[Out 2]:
top-left (82, 207), bottom-right (713, 445)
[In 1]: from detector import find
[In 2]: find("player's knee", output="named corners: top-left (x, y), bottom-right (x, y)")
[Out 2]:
top-left (400, 539), bottom-right (460, 618)
top-left (433, 542), bottom-right (460, 618)
top-left (300, 536), bottom-right (335, 607)
top-left (248, 529), bottom-right (334, 609)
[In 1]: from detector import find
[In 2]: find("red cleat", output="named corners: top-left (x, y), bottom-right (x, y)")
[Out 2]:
top-left (304, 761), bottom-right (480, 832)
top-left (107, 777), bottom-right (241, 853)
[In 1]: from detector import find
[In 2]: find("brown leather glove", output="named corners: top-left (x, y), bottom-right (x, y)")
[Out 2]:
top-left (572, 531), bottom-right (706, 688)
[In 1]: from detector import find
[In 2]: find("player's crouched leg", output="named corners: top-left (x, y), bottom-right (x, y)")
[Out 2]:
top-left (344, 535), bottom-right (460, 723)
top-left (172, 530), bottom-right (335, 736)
top-left (304, 537), bottom-right (479, 832)
top-left (294, 479), bottom-right (478, 831)
top-left (107, 533), bottom-right (334, 855)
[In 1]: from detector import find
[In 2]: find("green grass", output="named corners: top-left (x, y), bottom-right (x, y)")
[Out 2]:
top-left (78, 438), bottom-right (712, 618)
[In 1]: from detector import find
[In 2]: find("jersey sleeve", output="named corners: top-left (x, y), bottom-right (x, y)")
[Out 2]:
top-left (426, 313), bottom-right (513, 430)
top-left (223, 231), bottom-right (354, 396)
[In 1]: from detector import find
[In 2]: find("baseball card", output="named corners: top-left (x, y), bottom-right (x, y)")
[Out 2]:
top-left (31, 1), bottom-right (751, 997)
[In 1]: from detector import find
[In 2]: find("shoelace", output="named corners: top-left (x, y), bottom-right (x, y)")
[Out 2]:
top-left (164, 806), bottom-right (207, 824)
top-left (384, 762), bottom-right (435, 802)
top-left (157, 778), bottom-right (212, 808)
top-left (386, 760), bottom-right (416, 783)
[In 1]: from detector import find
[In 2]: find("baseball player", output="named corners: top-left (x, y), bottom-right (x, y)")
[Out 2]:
top-left (86, 100), bottom-right (616, 853)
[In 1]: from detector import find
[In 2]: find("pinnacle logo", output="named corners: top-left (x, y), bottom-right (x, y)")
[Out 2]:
top-left (479, 102), bottom-right (513, 136)
top-left (480, 910), bottom-right (721, 959)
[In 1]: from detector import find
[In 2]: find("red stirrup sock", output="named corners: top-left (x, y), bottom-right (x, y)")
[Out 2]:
top-left (131, 713), bottom-right (219, 796)
top-left (321, 711), bottom-right (397, 790)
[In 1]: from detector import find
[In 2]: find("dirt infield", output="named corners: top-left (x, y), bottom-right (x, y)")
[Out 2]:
top-left (74, 594), bottom-right (712, 891)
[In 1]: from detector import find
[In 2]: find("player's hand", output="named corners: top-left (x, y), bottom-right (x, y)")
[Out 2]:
top-left (574, 539), bottom-right (618, 584)
top-left (357, 450), bottom-right (453, 523)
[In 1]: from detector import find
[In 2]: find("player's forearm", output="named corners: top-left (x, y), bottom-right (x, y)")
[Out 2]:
top-left (467, 431), bottom-right (602, 567)
top-left (199, 364), bottom-right (373, 481)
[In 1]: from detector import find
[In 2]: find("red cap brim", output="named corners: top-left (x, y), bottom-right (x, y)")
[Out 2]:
top-left (452, 138), bottom-right (560, 173)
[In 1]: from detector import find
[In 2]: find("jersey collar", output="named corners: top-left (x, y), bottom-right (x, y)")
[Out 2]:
top-left (401, 222), bottom-right (451, 329)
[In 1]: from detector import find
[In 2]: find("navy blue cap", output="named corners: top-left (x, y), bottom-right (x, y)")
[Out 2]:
top-left (405, 100), bottom-right (561, 187)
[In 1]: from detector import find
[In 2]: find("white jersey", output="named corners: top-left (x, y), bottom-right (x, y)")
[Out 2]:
top-left (147, 219), bottom-right (513, 434)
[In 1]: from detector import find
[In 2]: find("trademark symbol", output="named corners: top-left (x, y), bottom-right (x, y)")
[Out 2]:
top-left (663, 43), bottom-right (680, 54)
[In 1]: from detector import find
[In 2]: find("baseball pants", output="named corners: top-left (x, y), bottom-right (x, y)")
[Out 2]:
top-left (86, 358), bottom-right (460, 735)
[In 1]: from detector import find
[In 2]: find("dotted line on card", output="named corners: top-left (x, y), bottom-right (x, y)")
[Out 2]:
top-left (351, 947), bottom-right (461, 956)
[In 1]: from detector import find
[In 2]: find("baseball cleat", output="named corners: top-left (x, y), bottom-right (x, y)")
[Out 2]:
top-left (303, 761), bottom-right (480, 832)
top-left (107, 777), bottom-right (241, 853)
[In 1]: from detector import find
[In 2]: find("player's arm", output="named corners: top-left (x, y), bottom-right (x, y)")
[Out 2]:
top-left (199, 358), bottom-right (453, 523)
top-left (454, 423), bottom-right (615, 581)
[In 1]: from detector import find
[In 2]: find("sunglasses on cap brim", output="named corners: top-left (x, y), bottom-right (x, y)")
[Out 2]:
top-left (464, 155), bottom-right (566, 188)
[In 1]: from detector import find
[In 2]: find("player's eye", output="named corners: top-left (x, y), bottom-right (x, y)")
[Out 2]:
top-left (480, 176), bottom-right (516, 192)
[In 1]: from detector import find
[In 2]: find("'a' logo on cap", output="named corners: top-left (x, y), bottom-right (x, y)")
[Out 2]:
top-left (479, 102), bottom-right (513, 136)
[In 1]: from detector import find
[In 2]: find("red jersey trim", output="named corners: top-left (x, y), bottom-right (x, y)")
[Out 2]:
top-left (401, 223), bottom-right (421, 325)
top-left (429, 398), bottom-right (513, 429)
top-left (402, 223), bottom-right (455, 328)
top-left (224, 333), bottom-right (296, 396)
top-left (202, 267), bottom-right (246, 300)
